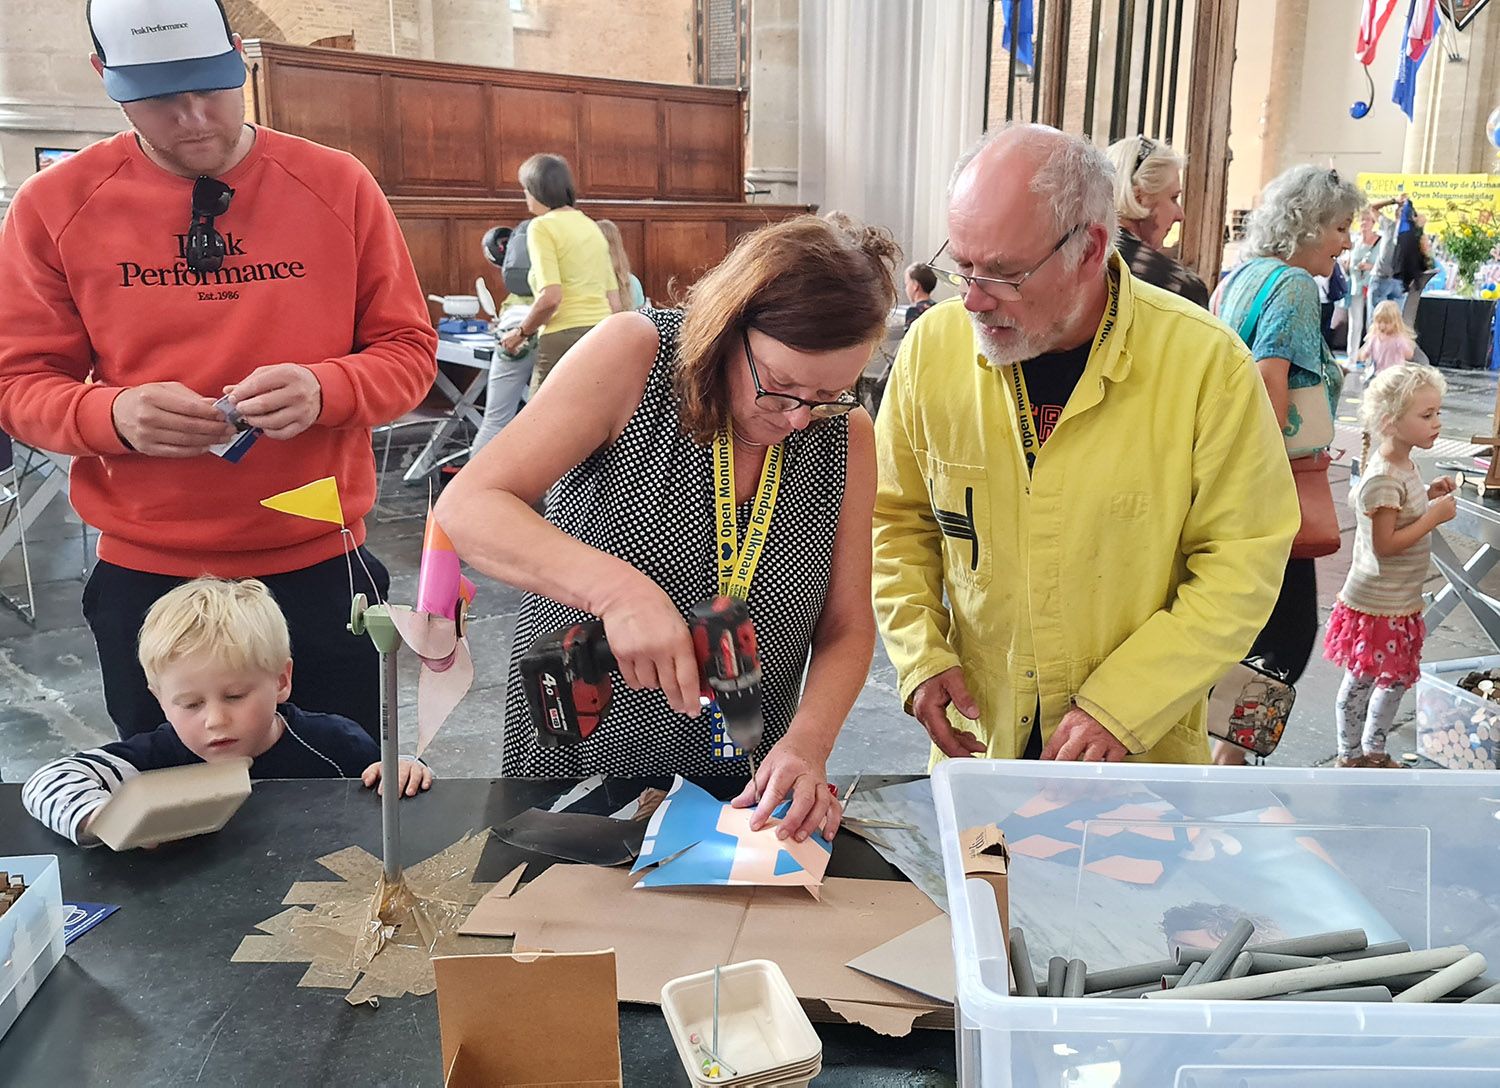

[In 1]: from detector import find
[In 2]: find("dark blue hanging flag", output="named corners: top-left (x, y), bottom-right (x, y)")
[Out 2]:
top-left (1002, 0), bottom-right (1035, 69)
top-left (1392, 0), bottom-right (1439, 120)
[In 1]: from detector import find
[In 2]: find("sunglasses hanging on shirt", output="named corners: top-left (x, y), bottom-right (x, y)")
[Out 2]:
top-left (186, 176), bottom-right (234, 274)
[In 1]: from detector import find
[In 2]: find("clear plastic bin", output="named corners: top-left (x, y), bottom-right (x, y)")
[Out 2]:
top-left (0, 855), bottom-right (65, 1042)
top-left (933, 760), bottom-right (1500, 1087)
top-left (1416, 654), bottom-right (1500, 770)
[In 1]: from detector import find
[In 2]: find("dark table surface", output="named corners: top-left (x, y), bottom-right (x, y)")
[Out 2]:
top-left (1417, 294), bottom-right (1495, 370)
top-left (0, 776), bottom-right (957, 1087)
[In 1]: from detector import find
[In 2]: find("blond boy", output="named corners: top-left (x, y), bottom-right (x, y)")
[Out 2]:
top-left (24, 578), bottom-right (430, 845)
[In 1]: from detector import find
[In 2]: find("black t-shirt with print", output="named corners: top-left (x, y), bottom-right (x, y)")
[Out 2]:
top-left (1018, 339), bottom-right (1091, 450)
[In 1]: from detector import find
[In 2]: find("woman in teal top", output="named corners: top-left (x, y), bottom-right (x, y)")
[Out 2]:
top-left (1214, 165), bottom-right (1364, 764)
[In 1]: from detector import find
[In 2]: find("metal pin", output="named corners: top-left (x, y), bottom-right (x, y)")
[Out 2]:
top-left (712, 964), bottom-right (721, 1057)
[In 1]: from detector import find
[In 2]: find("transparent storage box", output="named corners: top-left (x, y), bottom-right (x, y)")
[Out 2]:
top-left (1416, 654), bottom-right (1500, 770)
top-left (0, 855), bottom-right (65, 1042)
top-left (934, 760), bottom-right (1500, 1087)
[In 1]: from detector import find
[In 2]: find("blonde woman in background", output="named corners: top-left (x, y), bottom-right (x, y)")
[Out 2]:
top-left (597, 220), bottom-right (646, 311)
top-left (1103, 135), bottom-right (1209, 307)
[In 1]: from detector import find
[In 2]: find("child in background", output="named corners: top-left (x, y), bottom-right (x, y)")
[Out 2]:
top-left (1324, 365), bottom-right (1456, 767)
top-left (1357, 300), bottom-right (1417, 376)
top-left (23, 578), bottom-right (432, 845)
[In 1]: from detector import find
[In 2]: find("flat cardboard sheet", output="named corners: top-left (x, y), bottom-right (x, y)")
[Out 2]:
top-left (846, 915), bottom-right (956, 1004)
top-left (460, 863), bottom-right (950, 1035)
top-left (436, 951), bottom-right (622, 1087)
top-left (89, 757), bottom-right (252, 850)
top-left (232, 831), bottom-right (507, 1004)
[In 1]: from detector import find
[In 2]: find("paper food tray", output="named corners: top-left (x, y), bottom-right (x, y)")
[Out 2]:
top-left (89, 758), bottom-right (252, 850)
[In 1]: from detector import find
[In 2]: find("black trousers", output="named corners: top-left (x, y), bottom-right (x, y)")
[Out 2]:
top-left (1247, 556), bottom-right (1319, 685)
top-left (82, 550), bottom-right (390, 742)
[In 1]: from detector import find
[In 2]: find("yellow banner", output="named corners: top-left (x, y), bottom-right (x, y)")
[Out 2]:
top-left (1356, 173), bottom-right (1500, 235)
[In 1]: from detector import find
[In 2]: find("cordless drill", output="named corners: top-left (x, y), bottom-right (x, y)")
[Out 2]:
top-left (520, 596), bottom-right (766, 762)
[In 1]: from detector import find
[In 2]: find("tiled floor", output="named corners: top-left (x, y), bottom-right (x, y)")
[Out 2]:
top-left (1, 364), bottom-right (1496, 783)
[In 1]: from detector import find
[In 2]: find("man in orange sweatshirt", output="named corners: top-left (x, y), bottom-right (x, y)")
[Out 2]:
top-left (0, 0), bottom-right (437, 740)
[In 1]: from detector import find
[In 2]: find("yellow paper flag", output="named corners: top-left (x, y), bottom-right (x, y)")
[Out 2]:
top-left (260, 477), bottom-right (345, 527)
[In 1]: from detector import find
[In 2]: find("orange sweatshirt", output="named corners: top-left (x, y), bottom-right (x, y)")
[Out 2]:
top-left (0, 127), bottom-right (436, 577)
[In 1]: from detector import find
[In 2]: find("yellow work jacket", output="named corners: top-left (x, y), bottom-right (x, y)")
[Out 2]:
top-left (872, 257), bottom-right (1299, 764)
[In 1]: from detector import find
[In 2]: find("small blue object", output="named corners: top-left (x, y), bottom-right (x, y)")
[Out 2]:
top-left (772, 850), bottom-right (805, 877)
top-left (63, 902), bottom-right (119, 945)
top-left (437, 317), bottom-right (490, 335)
top-left (1488, 105), bottom-right (1500, 149)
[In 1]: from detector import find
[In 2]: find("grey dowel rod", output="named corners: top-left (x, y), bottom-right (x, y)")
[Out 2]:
top-left (1228, 951), bottom-right (1253, 979)
top-left (1083, 959), bottom-right (1185, 993)
top-left (1247, 952), bottom-right (1328, 974)
top-left (1266, 986), bottom-right (1393, 1003)
top-left (1243, 929), bottom-right (1368, 957)
top-left (1009, 928), bottom-right (1039, 997)
top-left (1195, 919), bottom-right (1256, 984)
top-left (1063, 958), bottom-right (1087, 998)
top-left (1463, 982), bottom-right (1500, 1004)
top-left (1145, 945), bottom-right (1471, 1001)
top-left (1176, 929), bottom-right (1368, 963)
top-left (1176, 961), bottom-right (1203, 988)
top-left (1047, 956), bottom-right (1067, 998)
top-left (1372, 971), bottom-right (1498, 997)
top-left (1328, 940), bottom-right (1411, 961)
top-left (1085, 980), bottom-right (1166, 998)
top-left (1393, 952), bottom-right (1488, 1003)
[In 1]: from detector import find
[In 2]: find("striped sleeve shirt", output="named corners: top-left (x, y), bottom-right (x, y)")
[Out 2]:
top-left (21, 704), bottom-right (379, 845)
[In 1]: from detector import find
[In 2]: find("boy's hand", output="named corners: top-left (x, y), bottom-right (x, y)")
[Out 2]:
top-left (362, 758), bottom-right (434, 798)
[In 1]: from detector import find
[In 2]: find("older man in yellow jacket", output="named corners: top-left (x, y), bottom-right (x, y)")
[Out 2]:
top-left (874, 125), bottom-right (1299, 766)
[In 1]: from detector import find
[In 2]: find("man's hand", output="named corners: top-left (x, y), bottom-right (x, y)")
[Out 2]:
top-left (1040, 707), bottom-right (1129, 762)
top-left (111, 382), bottom-right (235, 457)
top-left (909, 667), bottom-right (986, 758)
top-left (226, 364), bottom-right (323, 440)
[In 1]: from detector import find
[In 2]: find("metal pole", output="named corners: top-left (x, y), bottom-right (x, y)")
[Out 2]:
top-left (380, 638), bottom-right (402, 883)
top-left (1164, 0), bottom-right (1185, 144)
top-left (1150, 0), bottom-right (1170, 135)
top-left (1032, 0), bottom-right (1046, 123)
top-left (1083, 0), bottom-right (1104, 137)
top-left (1110, 0), bottom-right (1138, 143)
top-left (1007, 0), bottom-right (1022, 122)
top-left (1137, 0), bottom-right (1155, 137)
top-left (983, 0), bottom-right (997, 131)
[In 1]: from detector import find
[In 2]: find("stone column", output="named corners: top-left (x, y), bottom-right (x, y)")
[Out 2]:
top-left (1405, 11), bottom-right (1500, 173)
top-left (747, 0), bottom-right (799, 204)
top-left (1259, 0), bottom-right (1310, 188)
top-left (0, 1), bottom-right (121, 214)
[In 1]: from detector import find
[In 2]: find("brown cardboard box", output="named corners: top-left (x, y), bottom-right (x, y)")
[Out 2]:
top-left (435, 950), bottom-right (623, 1087)
top-left (959, 824), bottom-right (1010, 939)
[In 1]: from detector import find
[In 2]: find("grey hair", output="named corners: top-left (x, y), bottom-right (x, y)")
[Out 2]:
top-left (1104, 136), bottom-right (1185, 220)
top-left (949, 124), bottom-right (1118, 269)
top-left (1242, 165), bottom-right (1365, 260)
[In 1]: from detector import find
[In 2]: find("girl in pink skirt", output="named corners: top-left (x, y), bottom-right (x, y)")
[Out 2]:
top-left (1325, 364), bottom-right (1456, 767)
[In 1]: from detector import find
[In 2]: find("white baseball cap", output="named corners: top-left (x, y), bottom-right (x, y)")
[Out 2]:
top-left (87, 0), bottom-right (246, 103)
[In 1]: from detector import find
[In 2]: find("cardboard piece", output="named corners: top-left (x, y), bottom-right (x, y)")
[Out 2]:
top-left (460, 863), bottom-right (950, 1035)
top-left (959, 824), bottom-right (1011, 939)
top-left (496, 808), bottom-right (645, 867)
top-left (846, 914), bottom-right (955, 1004)
top-left (88, 758), bottom-right (252, 851)
top-left (435, 951), bottom-right (622, 1088)
top-left (632, 776), bottom-right (831, 892)
top-left (232, 831), bottom-right (507, 1004)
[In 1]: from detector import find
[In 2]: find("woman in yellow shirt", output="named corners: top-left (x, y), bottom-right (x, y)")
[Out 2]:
top-left (500, 154), bottom-right (619, 391)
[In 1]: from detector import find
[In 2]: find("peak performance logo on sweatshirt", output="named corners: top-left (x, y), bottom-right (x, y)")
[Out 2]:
top-left (118, 231), bottom-right (308, 290)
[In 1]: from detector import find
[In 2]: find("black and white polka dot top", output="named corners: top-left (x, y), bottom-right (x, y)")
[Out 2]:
top-left (501, 308), bottom-right (849, 776)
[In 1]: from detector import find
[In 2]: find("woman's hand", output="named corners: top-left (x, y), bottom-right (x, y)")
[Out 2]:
top-left (731, 732), bottom-right (841, 842)
top-left (597, 576), bottom-right (702, 717)
top-left (500, 328), bottom-right (527, 354)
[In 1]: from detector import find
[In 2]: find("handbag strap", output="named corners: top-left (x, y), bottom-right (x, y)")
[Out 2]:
top-left (1232, 263), bottom-right (1291, 346)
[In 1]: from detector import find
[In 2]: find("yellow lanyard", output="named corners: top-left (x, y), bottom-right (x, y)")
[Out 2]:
top-left (1003, 270), bottom-right (1120, 476)
top-left (712, 427), bottom-right (785, 600)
